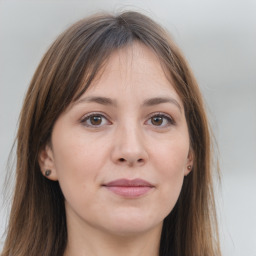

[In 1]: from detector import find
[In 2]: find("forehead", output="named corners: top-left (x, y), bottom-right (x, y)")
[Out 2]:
top-left (84, 42), bottom-right (180, 101)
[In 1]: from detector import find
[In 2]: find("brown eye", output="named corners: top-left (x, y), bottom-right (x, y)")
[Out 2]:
top-left (151, 116), bottom-right (163, 126)
top-left (90, 116), bottom-right (102, 125)
top-left (146, 113), bottom-right (175, 128)
top-left (81, 113), bottom-right (110, 127)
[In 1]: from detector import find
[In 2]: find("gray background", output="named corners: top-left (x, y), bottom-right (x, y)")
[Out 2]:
top-left (0, 1), bottom-right (256, 255)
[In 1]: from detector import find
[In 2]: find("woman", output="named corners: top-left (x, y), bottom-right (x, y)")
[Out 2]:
top-left (1, 11), bottom-right (221, 256)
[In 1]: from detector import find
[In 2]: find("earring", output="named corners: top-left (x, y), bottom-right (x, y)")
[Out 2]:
top-left (45, 170), bottom-right (51, 177)
top-left (187, 165), bottom-right (192, 171)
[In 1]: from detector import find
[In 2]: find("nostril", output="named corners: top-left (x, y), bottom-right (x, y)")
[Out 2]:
top-left (117, 158), bottom-right (144, 164)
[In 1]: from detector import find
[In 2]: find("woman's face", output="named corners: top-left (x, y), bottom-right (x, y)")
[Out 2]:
top-left (40, 43), bottom-right (193, 237)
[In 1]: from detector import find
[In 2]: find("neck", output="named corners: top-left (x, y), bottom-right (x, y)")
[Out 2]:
top-left (64, 218), bottom-right (162, 256)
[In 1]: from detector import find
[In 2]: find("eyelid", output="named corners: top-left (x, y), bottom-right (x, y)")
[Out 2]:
top-left (145, 112), bottom-right (176, 126)
top-left (80, 112), bottom-right (112, 127)
top-left (79, 111), bottom-right (175, 128)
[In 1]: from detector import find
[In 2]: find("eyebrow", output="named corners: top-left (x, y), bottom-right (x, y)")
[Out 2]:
top-left (75, 96), bottom-right (117, 106)
top-left (143, 97), bottom-right (182, 112)
top-left (75, 96), bottom-right (182, 112)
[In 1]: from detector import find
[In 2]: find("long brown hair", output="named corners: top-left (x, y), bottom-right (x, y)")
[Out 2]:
top-left (1, 11), bottom-right (221, 256)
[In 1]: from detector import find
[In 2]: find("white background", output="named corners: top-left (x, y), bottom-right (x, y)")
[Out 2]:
top-left (0, 1), bottom-right (256, 255)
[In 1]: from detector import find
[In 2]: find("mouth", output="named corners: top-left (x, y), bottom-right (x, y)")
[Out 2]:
top-left (102, 179), bottom-right (155, 198)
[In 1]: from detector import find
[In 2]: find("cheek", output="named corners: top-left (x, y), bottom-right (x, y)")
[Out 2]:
top-left (52, 127), bottom-right (107, 175)
top-left (152, 134), bottom-right (189, 176)
top-left (150, 135), bottom-right (189, 210)
top-left (51, 130), bottom-right (108, 203)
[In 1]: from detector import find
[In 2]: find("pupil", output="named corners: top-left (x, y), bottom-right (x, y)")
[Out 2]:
top-left (152, 116), bottom-right (163, 126)
top-left (91, 116), bottom-right (102, 125)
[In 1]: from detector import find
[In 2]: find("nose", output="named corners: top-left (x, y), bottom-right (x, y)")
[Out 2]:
top-left (111, 125), bottom-right (148, 167)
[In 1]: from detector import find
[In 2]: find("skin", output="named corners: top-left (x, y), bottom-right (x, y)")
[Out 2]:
top-left (39, 42), bottom-right (193, 256)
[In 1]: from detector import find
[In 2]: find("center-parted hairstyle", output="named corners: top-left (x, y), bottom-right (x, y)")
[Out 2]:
top-left (1, 11), bottom-right (221, 256)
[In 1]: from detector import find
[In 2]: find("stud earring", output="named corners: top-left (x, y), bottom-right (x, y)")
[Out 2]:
top-left (45, 170), bottom-right (51, 177)
top-left (187, 165), bottom-right (192, 171)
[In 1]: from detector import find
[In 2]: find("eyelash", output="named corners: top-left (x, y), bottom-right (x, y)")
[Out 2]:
top-left (145, 112), bottom-right (175, 128)
top-left (80, 112), bottom-right (175, 128)
top-left (80, 112), bottom-right (111, 127)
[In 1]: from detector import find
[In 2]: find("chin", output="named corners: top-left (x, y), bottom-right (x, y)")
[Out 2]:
top-left (101, 212), bottom-right (163, 237)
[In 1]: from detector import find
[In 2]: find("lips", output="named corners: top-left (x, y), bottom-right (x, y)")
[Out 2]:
top-left (103, 179), bottom-right (154, 198)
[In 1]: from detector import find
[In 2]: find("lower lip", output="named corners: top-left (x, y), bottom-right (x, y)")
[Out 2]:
top-left (105, 186), bottom-right (153, 198)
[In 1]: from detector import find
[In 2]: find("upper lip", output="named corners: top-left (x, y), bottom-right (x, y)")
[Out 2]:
top-left (104, 179), bottom-right (154, 187)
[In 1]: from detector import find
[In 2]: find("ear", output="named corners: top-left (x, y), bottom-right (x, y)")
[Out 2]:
top-left (184, 148), bottom-right (194, 176)
top-left (38, 144), bottom-right (58, 181)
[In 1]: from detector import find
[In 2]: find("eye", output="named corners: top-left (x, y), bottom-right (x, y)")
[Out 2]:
top-left (81, 113), bottom-right (111, 127)
top-left (146, 113), bottom-right (175, 128)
